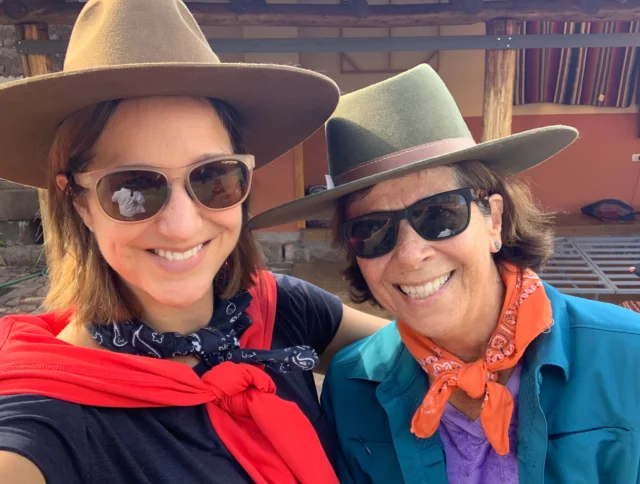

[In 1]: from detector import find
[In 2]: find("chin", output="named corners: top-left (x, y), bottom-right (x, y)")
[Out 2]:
top-left (144, 278), bottom-right (213, 307)
top-left (151, 291), bottom-right (207, 309)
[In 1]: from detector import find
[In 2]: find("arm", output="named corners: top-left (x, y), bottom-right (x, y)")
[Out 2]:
top-left (272, 274), bottom-right (388, 373)
top-left (0, 452), bottom-right (45, 484)
top-left (0, 395), bottom-right (88, 484)
top-left (318, 304), bottom-right (387, 373)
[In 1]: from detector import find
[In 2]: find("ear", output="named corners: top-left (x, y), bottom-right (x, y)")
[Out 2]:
top-left (487, 194), bottom-right (504, 253)
top-left (56, 174), bottom-right (96, 233)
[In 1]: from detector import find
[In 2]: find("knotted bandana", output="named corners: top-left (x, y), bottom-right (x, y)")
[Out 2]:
top-left (398, 264), bottom-right (553, 456)
top-left (87, 290), bottom-right (318, 373)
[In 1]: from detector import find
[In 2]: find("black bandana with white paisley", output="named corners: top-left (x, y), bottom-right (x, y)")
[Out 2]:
top-left (87, 291), bottom-right (319, 373)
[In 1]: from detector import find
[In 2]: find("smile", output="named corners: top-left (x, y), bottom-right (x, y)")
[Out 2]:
top-left (398, 272), bottom-right (452, 299)
top-left (152, 243), bottom-right (204, 261)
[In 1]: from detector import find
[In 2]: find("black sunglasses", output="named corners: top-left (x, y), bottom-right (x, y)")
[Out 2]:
top-left (339, 188), bottom-right (482, 259)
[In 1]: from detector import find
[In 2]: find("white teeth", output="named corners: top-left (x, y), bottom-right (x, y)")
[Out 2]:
top-left (154, 244), bottom-right (203, 262)
top-left (399, 273), bottom-right (451, 299)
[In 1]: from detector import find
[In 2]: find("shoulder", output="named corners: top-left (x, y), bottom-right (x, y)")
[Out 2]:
top-left (542, 284), bottom-right (640, 423)
top-left (332, 321), bottom-right (402, 365)
top-left (544, 284), bottom-right (640, 370)
top-left (324, 322), bottom-right (403, 389)
top-left (272, 273), bottom-right (342, 317)
top-left (547, 283), bottom-right (640, 338)
top-left (273, 272), bottom-right (331, 297)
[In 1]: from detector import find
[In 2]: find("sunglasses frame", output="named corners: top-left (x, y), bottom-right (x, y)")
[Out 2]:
top-left (72, 154), bottom-right (255, 224)
top-left (339, 188), bottom-right (480, 259)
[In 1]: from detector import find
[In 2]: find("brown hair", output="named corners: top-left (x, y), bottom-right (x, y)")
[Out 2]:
top-left (333, 160), bottom-right (555, 306)
top-left (43, 98), bottom-right (264, 325)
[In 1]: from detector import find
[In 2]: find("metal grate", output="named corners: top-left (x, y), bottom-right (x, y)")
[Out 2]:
top-left (572, 237), bottom-right (640, 295)
top-left (541, 238), bottom-right (613, 295)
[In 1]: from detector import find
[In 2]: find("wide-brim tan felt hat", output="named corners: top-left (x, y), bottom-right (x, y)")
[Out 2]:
top-left (0, 0), bottom-right (340, 189)
top-left (247, 64), bottom-right (579, 230)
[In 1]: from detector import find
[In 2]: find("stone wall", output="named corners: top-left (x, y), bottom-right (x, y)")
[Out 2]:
top-left (0, 24), bottom-right (72, 250)
top-left (0, 25), bottom-right (21, 81)
top-left (0, 24), bottom-right (70, 80)
top-left (254, 232), bottom-right (345, 266)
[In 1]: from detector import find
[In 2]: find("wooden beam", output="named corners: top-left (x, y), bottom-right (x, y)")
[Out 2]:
top-left (293, 145), bottom-right (306, 230)
top-left (481, 20), bottom-right (518, 142)
top-left (14, 23), bottom-right (54, 256)
top-left (341, 0), bottom-right (370, 19)
top-left (581, 0), bottom-right (601, 15)
top-left (459, 0), bottom-right (484, 15)
top-left (2, 1), bottom-right (640, 27)
top-left (229, 0), bottom-right (265, 15)
top-left (637, 60), bottom-right (640, 138)
top-left (15, 23), bottom-right (53, 76)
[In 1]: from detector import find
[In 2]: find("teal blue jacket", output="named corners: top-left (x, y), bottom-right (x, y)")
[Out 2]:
top-left (322, 284), bottom-right (640, 483)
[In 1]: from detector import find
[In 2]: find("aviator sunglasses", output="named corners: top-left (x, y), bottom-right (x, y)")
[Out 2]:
top-left (72, 155), bottom-right (254, 223)
top-left (339, 188), bottom-right (485, 259)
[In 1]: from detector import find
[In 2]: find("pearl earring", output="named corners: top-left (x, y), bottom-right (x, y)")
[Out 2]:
top-left (494, 241), bottom-right (502, 252)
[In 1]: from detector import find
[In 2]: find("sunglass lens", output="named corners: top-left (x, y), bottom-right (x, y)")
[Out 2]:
top-left (189, 159), bottom-right (249, 209)
top-left (412, 192), bottom-right (469, 240)
top-left (97, 171), bottom-right (168, 222)
top-left (345, 217), bottom-right (397, 258)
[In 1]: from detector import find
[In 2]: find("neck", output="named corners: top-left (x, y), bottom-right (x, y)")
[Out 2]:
top-left (433, 264), bottom-right (505, 363)
top-left (134, 288), bottom-right (215, 335)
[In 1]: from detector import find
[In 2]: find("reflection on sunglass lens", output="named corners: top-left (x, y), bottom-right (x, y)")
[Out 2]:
top-left (189, 160), bottom-right (249, 209)
top-left (97, 170), bottom-right (168, 221)
top-left (346, 217), bottom-right (396, 258)
top-left (412, 193), bottom-right (468, 240)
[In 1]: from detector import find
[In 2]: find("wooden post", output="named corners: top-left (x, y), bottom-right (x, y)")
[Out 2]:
top-left (293, 144), bottom-right (306, 230)
top-left (15, 23), bottom-right (54, 253)
top-left (481, 20), bottom-right (518, 142)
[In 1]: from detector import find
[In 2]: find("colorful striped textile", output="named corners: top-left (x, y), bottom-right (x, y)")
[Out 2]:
top-left (621, 300), bottom-right (640, 313)
top-left (515, 21), bottom-right (640, 107)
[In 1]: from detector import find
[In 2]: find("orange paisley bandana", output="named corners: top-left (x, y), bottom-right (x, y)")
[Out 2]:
top-left (397, 263), bottom-right (553, 456)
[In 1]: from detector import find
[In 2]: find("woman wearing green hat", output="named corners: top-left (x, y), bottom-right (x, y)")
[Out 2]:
top-left (248, 64), bottom-right (640, 483)
top-left (0, 1), bottom-right (387, 483)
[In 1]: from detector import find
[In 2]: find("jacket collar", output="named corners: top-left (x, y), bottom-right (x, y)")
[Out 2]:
top-left (347, 281), bottom-right (571, 386)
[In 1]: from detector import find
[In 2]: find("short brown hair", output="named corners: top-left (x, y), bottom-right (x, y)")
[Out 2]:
top-left (44, 98), bottom-right (264, 325)
top-left (334, 160), bottom-right (555, 306)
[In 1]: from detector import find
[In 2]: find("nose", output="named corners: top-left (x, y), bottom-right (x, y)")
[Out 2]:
top-left (155, 178), bottom-right (203, 240)
top-left (392, 220), bottom-right (436, 268)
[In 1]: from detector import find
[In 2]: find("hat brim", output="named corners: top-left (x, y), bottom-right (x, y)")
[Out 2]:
top-left (0, 63), bottom-right (339, 188)
top-left (247, 125), bottom-right (578, 230)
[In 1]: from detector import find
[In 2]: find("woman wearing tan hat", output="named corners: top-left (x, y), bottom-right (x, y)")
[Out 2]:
top-left (249, 65), bottom-right (640, 483)
top-left (0, 1), bottom-right (387, 483)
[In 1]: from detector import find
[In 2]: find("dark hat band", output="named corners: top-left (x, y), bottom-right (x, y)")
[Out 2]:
top-left (333, 137), bottom-right (477, 186)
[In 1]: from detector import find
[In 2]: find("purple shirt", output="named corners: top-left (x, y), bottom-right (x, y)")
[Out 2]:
top-left (438, 363), bottom-right (521, 484)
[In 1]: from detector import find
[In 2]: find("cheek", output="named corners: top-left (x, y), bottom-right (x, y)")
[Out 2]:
top-left (83, 198), bottom-right (146, 257)
top-left (205, 206), bottom-right (243, 233)
top-left (445, 227), bottom-right (494, 280)
top-left (92, 217), bottom-right (147, 256)
top-left (358, 257), bottom-right (393, 295)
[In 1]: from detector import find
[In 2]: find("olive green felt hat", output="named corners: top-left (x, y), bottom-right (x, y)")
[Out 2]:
top-left (0, 0), bottom-right (339, 189)
top-left (247, 64), bottom-right (578, 230)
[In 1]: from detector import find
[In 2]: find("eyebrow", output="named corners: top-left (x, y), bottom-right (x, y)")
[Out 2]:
top-left (191, 152), bottom-right (235, 164)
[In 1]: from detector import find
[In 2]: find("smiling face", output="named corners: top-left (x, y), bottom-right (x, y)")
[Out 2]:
top-left (347, 166), bottom-right (504, 344)
top-left (70, 97), bottom-right (243, 313)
